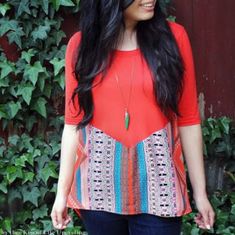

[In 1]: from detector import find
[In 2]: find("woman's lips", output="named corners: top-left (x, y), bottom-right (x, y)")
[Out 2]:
top-left (139, 2), bottom-right (155, 11)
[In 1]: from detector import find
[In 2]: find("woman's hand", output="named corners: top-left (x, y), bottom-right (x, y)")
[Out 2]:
top-left (194, 195), bottom-right (215, 230)
top-left (50, 194), bottom-right (72, 230)
top-left (50, 124), bottom-right (79, 230)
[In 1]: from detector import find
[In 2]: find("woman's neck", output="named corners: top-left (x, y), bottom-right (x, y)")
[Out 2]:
top-left (116, 18), bottom-right (138, 51)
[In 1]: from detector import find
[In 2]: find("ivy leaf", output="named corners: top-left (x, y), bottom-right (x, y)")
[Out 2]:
top-left (32, 204), bottom-right (48, 220)
top-left (15, 152), bottom-right (34, 167)
top-left (40, 161), bottom-right (58, 184)
top-left (8, 188), bottom-right (23, 202)
top-left (8, 134), bottom-right (20, 146)
top-left (24, 61), bottom-right (45, 86)
top-left (25, 115), bottom-right (37, 132)
top-left (0, 180), bottom-right (7, 193)
top-left (15, 155), bottom-right (27, 167)
top-left (0, 60), bottom-right (14, 79)
top-left (54, 73), bottom-right (65, 89)
top-left (49, 139), bottom-right (61, 155)
top-left (38, 73), bottom-right (49, 92)
top-left (51, 0), bottom-right (60, 11)
top-left (32, 25), bottom-right (50, 41)
top-left (0, 77), bottom-right (9, 88)
top-left (0, 141), bottom-right (6, 156)
top-left (14, 210), bottom-right (32, 224)
top-left (17, 83), bottom-right (35, 105)
top-left (53, 30), bottom-right (66, 46)
top-left (210, 127), bottom-right (222, 144)
top-left (41, 0), bottom-right (49, 15)
top-left (43, 83), bottom-right (52, 98)
top-left (6, 165), bottom-right (23, 184)
top-left (0, 104), bottom-right (9, 119)
top-left (231, 204), bottom-right (235, 215)
top-left (1, 218), bottom-right (11, 233)
top-left (219, 117), bottom-right (231, 135)
top-left (7, 27), bottom-right (25, 49)
top-left (22, 172), bottom-right (34, 184)
top-left (50, 58), bottom-right (65, 76)
top-left (40, 219), bottom-right (54, 232)
top-left (8, 101), bottom-right (21, 119)
top-left (51, 0), bottom-right (75, 11)
top-left (191, 227), bottom-right (200, 235)
top-left (21, 49), bottom-right (37, 64)
top-left (9, 85), bottom-right (18, 98)
top-left (60, 0), bottom-right (75, 7)
top-left (22, 186), bottom-right (41, 207)
top-left (167, 15), bottom-right (176, 22)
top-left (0, 3), bottom-right (11, 16)
top-left (16, 0), bottom-right (31, 17)
top-left (31, 97), bottom-right (47, 118)
top-left (0, 18), bottom-right (18, 36)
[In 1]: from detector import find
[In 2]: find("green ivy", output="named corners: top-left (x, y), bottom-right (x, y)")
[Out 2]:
top-left (0, 0), bottom-right (84, 233)
top-left (202, 117), bottom-right (235, 192)
top-left (0, 1), bottom-right (74, 134)
top-left (1, 0), bottom-right (234, 234)
top-left (202, 117), bottom-right (235, 159)
top-left (182, 191), bottom-right (235, 235)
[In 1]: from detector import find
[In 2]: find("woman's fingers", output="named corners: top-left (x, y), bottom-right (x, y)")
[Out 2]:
top-left (56, 211), bottom-right (64, 229)
top-left (195, 215), bottom-right (207, 229)
top-left (51, 210), bottom-right (59, 229)
top-left (51, 210), bottom-right (63, 229)
top-left (201, 210), bottom-right (211, 229)
top-left (195, 210), bottom-right (214, 230)
top-left (64, 215), bottom-right (72, 225)
top-left (51, 207), bottom-right (70, 229)
top-left (61, 211), bottom-right (72, 228)
top-left (209, 209), bottom-right (215, 227)
top-left (50, 195), bottom-right (72, 230)
top-left (194, 195), bottom-right (215, 230)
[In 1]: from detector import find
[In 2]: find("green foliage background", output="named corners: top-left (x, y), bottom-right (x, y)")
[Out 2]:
top-left (0, 0), bottom-right (234, 234)
top-left (0, 0), bottom-right (82, 233)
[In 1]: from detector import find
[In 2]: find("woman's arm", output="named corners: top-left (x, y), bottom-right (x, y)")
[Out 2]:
top-left (51, 124), bottom-right (80, 230)
top-left (179, 124), bottom-right (215, 229)
top-left (179, 124), bottom-right (206, 197)
top-left (57, 124), bottom-right (80, 197)
top-left (50, 31), bottom-right (83, 230)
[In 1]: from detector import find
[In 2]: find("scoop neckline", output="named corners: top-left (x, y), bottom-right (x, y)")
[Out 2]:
top-left (112, 47), bottom-right (140, 56)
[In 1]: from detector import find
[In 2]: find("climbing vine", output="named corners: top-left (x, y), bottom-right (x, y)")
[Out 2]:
top-left (3, 1), bottom-right (233, 235)
top-left (0, 0), bottom-right (173, 233)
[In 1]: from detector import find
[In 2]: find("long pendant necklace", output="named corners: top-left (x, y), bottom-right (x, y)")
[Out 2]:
top-left (114, 58), bottom-right (135, 130)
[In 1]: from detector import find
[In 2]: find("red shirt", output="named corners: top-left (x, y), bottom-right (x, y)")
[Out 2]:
top-left (64, 21), bottom-right (201, 147)
top-left (65, 21), bottom-right (201, 218)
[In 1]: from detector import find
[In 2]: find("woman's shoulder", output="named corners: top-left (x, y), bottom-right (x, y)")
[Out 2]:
top-left (65, 31), bottom-right (82, 66)
top-left (65, 31), bottom-right (82, 61)
top-left (167, 20), bottom-right (187, 41)
top-left (67, 31), bottom-right (82, 49)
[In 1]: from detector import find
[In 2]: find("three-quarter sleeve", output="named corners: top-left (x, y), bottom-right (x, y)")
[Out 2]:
top-left (64, 31), bottom-right (84, 125)
top-left (176, 27), bottom-right (201, 126)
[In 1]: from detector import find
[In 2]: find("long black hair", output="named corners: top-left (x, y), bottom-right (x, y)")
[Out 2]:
top-left (71, 0), bottom-right (184, 131)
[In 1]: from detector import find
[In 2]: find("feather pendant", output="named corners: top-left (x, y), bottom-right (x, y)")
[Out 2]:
top-left (125, 110), bottom-right (130, 130)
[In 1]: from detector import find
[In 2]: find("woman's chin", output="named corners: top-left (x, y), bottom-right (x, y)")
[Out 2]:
top-left (137, 12), bottom-right (155, 21)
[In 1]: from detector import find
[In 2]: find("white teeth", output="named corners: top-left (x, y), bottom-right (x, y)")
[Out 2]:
top-left (142, 3), bottom-right (154, 8)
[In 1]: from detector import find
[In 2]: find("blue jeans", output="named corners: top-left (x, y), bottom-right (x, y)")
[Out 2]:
top-left (79, 209), bottom-right (182, 235)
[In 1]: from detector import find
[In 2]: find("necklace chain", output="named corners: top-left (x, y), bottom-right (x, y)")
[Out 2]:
top-left (114, 57), bottom-right (135, 130)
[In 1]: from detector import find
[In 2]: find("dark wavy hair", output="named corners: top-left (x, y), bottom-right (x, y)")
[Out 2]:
top-left (71, 0), bottom-right (184, 131)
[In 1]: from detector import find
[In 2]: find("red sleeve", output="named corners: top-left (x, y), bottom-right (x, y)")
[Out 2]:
top-left (64, 31), bottom-right (84, 125)
top-left (176, 27), bottom-right (201, 126)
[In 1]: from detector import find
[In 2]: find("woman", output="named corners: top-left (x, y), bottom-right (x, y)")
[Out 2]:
top-left (50, 0), bottom-right (215, 234)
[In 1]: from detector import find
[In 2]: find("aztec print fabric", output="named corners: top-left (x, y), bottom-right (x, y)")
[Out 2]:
top-left (66, 118), bottom-right (191, 218)
top-left (64, 21), bottom-right (201, 219)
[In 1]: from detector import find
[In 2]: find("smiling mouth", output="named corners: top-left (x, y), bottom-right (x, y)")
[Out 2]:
top-left (139, 1), bottom-right (155, 9)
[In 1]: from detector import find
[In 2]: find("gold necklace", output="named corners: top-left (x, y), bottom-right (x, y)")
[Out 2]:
top-left (114, 58), bottom-right (135, 130)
